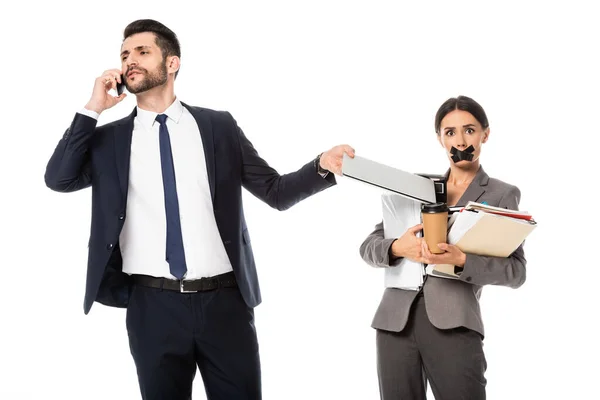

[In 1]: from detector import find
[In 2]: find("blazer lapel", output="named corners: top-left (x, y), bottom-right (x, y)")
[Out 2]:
top-left (445, 166), bottom-right (489, 207)
top-left (114, 108), bottom-right (136, 200)
top-left (182, 102), bottom-right (215, 202)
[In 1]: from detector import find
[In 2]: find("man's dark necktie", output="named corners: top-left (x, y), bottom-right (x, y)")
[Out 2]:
top-left (155, 114), bottom-right (187, 279)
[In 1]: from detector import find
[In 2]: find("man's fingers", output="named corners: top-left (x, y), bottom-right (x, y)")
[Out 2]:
top-left (343, 145), bottom-right (355, 157)
top-left (115, 93), bottom-right (127, 103)
top-left (102, 68), bottom-right (122, 76)
top-left (100, 70), bottom-right (123, 90)
top-left (101, 75), bottom-right (116, 91)
top-left (333, 144), bottom-right (355, 157)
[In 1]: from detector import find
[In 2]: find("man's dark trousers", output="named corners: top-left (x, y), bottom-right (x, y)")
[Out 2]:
top-left (126, 276), bottom-right (261, 400)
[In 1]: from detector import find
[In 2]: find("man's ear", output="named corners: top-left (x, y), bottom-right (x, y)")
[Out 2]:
top-left (167, 56), bottom-right (180, 75)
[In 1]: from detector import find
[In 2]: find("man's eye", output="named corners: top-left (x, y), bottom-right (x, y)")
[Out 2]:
top-left (466, 128), bottom-right (474, 134)
top-left (446, 131), bottom-right (454, 136)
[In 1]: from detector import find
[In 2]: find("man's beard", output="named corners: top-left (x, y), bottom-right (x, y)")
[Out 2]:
top-left (126, 63), bottom-right (168, 94)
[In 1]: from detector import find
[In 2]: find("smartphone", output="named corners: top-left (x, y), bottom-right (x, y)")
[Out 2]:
top-left (116, 74), bottom-right (125, 95)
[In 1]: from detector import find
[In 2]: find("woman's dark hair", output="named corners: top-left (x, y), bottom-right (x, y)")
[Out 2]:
top-left (434, 95), bottom-right (489, 135)
top-left (123, 19), bottom-right (181, 78)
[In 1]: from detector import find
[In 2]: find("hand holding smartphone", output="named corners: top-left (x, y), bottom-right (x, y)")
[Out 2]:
top-left (85, 70), bottom-right (127, 114)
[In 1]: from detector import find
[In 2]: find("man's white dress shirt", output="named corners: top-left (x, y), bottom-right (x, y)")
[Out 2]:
top-left (80, 99), bottom-right (233, 280)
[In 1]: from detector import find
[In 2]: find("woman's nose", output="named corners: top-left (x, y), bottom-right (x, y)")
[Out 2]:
top-left (454, 134), bottom-right (467, 147)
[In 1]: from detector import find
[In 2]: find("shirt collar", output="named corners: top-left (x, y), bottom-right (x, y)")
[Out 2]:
top-left (136, 98), bottom-right (184, 129)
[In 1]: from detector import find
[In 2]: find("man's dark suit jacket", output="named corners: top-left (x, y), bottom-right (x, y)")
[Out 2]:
top-left (45, 102), bottom-right (335, 314)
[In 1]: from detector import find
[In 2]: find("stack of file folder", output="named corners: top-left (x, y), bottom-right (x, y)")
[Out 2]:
top-left (426, 202), bottom-right (537, 280)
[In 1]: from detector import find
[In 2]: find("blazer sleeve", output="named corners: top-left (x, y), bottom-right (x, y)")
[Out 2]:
top-left (228, 112), bottom-right (336, 211)
top-left (458, 185), bottom-right (527, 288)
top-left (359, 221), bottom-right (398, 268)
top-left (44, 113), bottom-right (97, 192)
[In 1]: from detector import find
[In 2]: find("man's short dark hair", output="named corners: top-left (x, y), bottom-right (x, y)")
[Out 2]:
top-left (124, 19), bottom-right (181, 78)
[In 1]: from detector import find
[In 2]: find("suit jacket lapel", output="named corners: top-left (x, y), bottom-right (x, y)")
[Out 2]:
top-left (114, 103), bottom-right (216, 203)
top-left (183, 102), bottom-right (216, 202)
top-left (114, 108), bottom-right (136, 200)
top-left (444, 166), bottom-right (489, 206)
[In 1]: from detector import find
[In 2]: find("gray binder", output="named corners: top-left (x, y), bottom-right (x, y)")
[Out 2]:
top-left (341, 154), bottom-right (437, 204)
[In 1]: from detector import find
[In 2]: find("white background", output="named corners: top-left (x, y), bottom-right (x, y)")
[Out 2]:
top-left (2, 1), bottom-right (599, 399)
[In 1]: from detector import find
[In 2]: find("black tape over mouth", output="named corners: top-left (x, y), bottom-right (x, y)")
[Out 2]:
top-left (450, 145), bottom-right (475, 162)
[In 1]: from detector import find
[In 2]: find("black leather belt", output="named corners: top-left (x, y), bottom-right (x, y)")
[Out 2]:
top-left (132, 271), bottom-right (237, 293)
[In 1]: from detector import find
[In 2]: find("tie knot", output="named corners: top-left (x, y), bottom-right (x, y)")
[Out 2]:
top-left (155, 114), bottom-right (168, 125)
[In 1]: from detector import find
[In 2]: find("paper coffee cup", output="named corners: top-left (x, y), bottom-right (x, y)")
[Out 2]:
top-left (421, 202), bottom-right (449, 254)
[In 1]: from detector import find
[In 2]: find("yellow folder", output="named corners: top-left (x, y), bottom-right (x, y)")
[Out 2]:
top-left (448, 210), bottom-right (537, 257)
top-left (426, 210), bottom-right (537, 279)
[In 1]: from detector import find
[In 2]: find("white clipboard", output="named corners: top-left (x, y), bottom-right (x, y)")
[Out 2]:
top-left (342, 153), bottom-right (437, 204)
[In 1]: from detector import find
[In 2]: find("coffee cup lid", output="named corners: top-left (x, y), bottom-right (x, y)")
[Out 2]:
top-left (421, 202), bottom-right (449, 213)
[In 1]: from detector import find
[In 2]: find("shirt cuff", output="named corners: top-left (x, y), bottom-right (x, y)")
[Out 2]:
top-left (78, 108), bottom-right (100, 120)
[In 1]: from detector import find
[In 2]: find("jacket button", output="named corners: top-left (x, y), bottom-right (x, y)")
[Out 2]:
top-left (107, 243), bottom-right (114, 249)
top-left (118, 214), bottom-right (124, 220)
top-left (466, 276), bottom-right (472, 282)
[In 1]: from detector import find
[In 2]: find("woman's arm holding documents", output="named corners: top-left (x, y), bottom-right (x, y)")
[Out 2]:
top-left (457, 186), bottom-right (526, 288)
top-left (459, 242), bottom-right (526, 288)
top-left (424, 186), bottom-right (526, 288)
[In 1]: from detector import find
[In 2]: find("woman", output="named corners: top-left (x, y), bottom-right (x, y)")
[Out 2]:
top-left (359, 95), bottom-right (526, 400)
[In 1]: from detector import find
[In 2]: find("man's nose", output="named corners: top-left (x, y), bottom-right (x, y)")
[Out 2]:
top-left (127, 59), bottom-right (139, 69)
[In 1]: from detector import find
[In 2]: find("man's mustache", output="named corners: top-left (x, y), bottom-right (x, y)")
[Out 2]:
top-left (127, 68), bottom-right (146, 76)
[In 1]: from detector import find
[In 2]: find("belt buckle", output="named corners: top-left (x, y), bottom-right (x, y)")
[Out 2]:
top-left (180, 280), bottom-right (197, 293)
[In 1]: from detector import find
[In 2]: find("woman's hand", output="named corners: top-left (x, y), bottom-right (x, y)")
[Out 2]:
top-left (422, 242), bottom-right (467, 266)
top-left (390, 224), bottom-right (428, 263)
